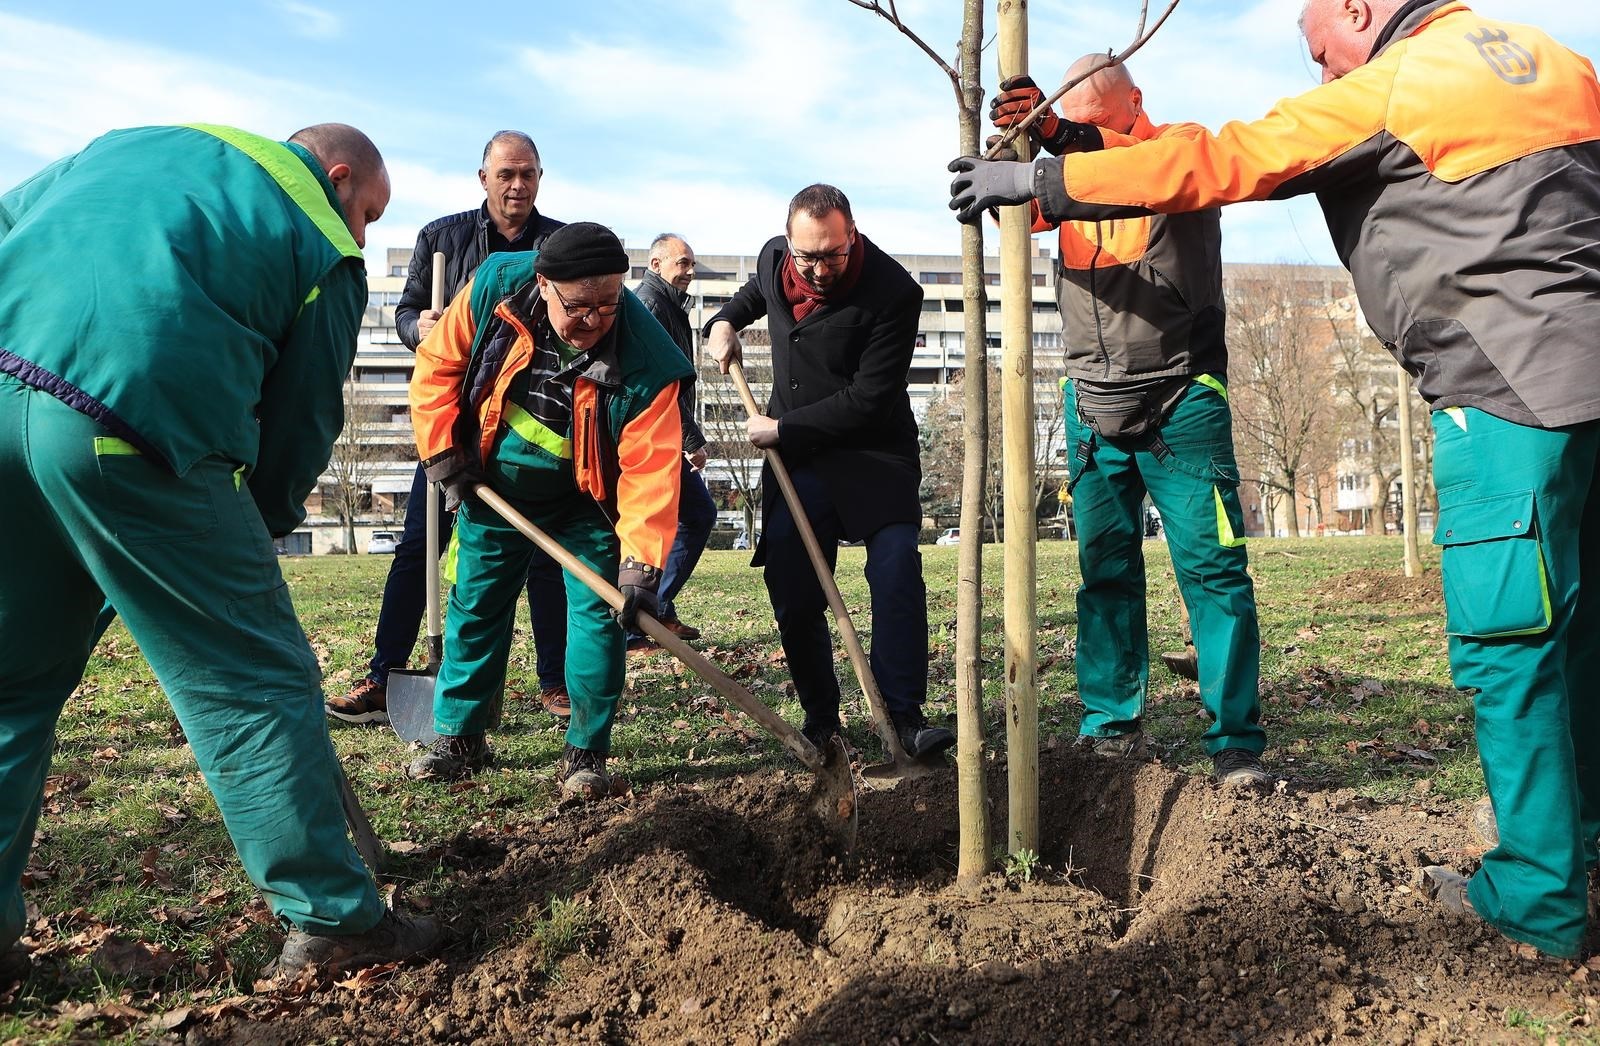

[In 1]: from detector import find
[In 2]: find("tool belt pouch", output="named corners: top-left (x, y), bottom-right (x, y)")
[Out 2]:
top-left (1074, 378), bottom-right (1189, 444)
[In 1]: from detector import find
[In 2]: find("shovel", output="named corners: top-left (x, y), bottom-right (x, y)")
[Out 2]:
top-left (472, 483), bottom-right (857, 853)
top-left (727, 361), bottom-right (945, 785)
top-left (388, 252), bottom-right (448, 746)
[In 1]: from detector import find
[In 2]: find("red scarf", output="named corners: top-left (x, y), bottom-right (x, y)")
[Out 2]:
top-left (781, 232), bottom-right (868, 322)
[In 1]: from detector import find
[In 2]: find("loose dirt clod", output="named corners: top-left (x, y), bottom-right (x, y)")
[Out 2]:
top-left (194, 749), bottom-right (1588, 1044)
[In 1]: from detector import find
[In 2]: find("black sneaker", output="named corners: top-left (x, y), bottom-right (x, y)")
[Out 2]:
top-left (269, 908), bottom-right (441, 977)
top-left (406, 734), bottom-right (491, 781)
top-left (559, 744), bottom-right (611, 800)
top-left (892, 710), bottom-right (955, 759)
top-left (1211, 748), bottom-right (1272, 788)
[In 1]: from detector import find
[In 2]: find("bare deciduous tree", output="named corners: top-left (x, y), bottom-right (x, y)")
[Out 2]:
top-left (1226, 265), bottom-right (1338, 537)
top-left (325, 377), bottom-right (385, 553)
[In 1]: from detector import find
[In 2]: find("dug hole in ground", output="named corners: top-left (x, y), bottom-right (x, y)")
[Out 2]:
top-left (199, 741), bottom-right (1592, 1044)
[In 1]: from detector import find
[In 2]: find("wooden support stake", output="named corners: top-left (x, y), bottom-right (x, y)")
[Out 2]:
top-left (1397, 363), bottom-right (1421, 577)
top-left (997, 0), bottom-right (1039, 856)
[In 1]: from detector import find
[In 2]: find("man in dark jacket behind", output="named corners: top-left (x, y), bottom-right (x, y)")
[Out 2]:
top-left (328, 130), bottom-right (574, 725)
top-left (629, 233), bottom-right (715, 648)
top-left (707, 184), bottom-right (953, 759)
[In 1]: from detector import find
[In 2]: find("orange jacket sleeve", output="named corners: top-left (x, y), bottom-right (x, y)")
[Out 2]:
top-left (409, 278), bottom-right (478, 478)
top-left (1051, 64), bottom-right (1392, 216)
top-left (613, 381), bottom-right (684, 570)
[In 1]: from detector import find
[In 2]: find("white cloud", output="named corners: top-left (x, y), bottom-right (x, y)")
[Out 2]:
top-left (273, 1), bottom-right (342, 42)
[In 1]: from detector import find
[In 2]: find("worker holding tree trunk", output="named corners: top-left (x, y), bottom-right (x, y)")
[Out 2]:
top-left (0, 123), bottom-right (438, 976)
top-left (409, 222), bottom-right (691, 797)
top-left (991, 57), bottom-right (1268, 788)
top-left (952, 0), bottom-right (1600, 962)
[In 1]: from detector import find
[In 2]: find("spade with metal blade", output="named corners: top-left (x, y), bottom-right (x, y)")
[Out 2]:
top-left (727, 361), bottom-right (947, 785)
top-left (472, 483), bottom-right (857, 853)
top-left (388, 252), bottom-right (447, 746)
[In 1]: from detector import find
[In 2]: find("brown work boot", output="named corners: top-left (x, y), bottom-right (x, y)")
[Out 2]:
top-left (268, 908), bottom-right (441, 978)
top-left (625, 634), bottom-right (659, 654)
top-left (326, 678), bottom-right (388, 726)
top-left (658, 614), bottom-right (701, 641)
top-left (539, 684), bottom-right (572, 718)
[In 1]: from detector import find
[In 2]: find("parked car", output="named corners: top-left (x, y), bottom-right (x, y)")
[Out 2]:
top-left (732, 529), bottom-right (760, 551)
top-left (367, 531), bottom-right (399, 555)
top-left (935, 527), bottom-right (960, 546)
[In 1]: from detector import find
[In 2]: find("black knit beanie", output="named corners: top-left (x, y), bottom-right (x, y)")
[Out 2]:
top-left (537, 222), bottom-right (629, 280)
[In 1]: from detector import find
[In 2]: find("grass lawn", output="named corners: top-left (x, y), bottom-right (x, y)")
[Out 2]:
top-left (5, 535), bottom-right (1470, 1039)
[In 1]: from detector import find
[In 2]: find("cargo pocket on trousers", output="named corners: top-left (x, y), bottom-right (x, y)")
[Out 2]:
top-left (1434, 490), bottom-right (1550, 638)
top-left (227, 583), bottom-right (320, 695)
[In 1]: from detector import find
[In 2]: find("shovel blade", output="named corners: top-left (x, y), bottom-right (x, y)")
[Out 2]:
top-left (387, 669), bottom-right (439, 746)
top-left (860, 751), bottom-right (949, 787)
top-left (806, 736), bottom-right (858, 854)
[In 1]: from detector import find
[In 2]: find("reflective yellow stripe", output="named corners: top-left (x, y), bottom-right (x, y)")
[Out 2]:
top-left (1215, 487), bottom-right (1247, 548)
top-left (503, 401), bottom-right (573, 460)
top-left (1444, 406), bottom-right (1468, 432)
top-left (93, 437), bottom-right (139, 456)
top-left (304, 286), bottom-right (322, 305)
top-left (1195, 373), bottom-right (1228, 401)
top-left (233, 464), bottom-right (247, 491)
top-left (181, 124), bottom-right (362, 260)
top-left (442, 530), bottom-right (459, 585)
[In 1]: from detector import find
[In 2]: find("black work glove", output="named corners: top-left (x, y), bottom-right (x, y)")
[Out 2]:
top-left (989, 75), bottom-right (1100, 156)
top-left (948, 156), bottom-right (1047, 224)
top-left (441, 468), bottom-right (485, 513)
top-left (615, 557), bottom-right (662, 632)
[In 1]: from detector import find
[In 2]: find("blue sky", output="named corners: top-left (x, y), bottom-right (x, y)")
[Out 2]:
top-left (3, 0), bottom-right (1597, 267)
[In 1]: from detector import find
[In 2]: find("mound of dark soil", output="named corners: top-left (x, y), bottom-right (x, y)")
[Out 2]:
top-left (194, 746), bottom-right (1595, 1045)
top-left (1312, 568), bottom-right (1443, 607)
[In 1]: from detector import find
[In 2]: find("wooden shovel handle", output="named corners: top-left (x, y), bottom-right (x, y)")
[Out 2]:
top-left (470, 484), bottom-right (824, 771)
top-left (725, 362), bottom-right (908, 763)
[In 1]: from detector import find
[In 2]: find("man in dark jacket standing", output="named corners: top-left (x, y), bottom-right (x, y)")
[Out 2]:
top-left (629, 233), bottom-right (714, 648)
top-left (707, 185), bottom-right (953, 759)
top-left (329, 130), bottom-right (574, 724)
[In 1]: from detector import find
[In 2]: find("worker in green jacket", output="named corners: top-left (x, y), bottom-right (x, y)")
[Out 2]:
top-left (0, 123), bottom-right (438, 977)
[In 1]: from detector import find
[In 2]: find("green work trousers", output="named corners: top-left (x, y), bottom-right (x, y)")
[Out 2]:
top-left (0, 374), bottom-right (383, 944)
top-left (1066, 378), bottom-right (1264, 756)
top-left (434, 491), bottom-right (623, 753)
top-left (1434, 406), bottom-right (1600, 959)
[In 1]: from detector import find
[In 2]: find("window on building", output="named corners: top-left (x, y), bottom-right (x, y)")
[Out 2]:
top-left (389, 265), bottom-right (406, 277)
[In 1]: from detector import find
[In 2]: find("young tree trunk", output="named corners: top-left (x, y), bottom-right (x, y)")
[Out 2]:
top-left (954, 0), bottom-right (992, 888)
top-left (997, 0), bottom-right (1038, 857)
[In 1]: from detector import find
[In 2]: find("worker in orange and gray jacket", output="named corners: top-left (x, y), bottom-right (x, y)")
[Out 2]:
top-left (951, 0), bottom-right (1600, 961)
top-left (407, 221), bottom-right (691, 797)
top-left (992, 57), bottom-right (1267, 788)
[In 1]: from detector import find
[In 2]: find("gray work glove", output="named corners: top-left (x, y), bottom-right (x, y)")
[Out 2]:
top-left (615, 558), bottom-right (662, 632)
top-left (441, 468), bottom-right (485, 513)
top-left (948, 156), bottom-right (1045, 224)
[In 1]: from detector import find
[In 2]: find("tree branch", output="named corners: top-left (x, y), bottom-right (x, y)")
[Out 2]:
top-left (985, 0), bottom-right (1183, 158)
top-left (844, 0), bottom-right (962, 99)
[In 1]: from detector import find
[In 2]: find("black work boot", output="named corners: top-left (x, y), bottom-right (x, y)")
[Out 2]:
top-left (801, 719), bottom-right (841, 753)
top-left (406, 733), bottom-right (491, 781)
top-left (269, 908), bottom-right (441, 977)
top-left (1073, 731), bottom-right (1147, 758)
top-left (559, 744), bottom-right (611, 800)
top-left (892, 709), bottom-right (955, 759)
top-left (1211, 747), bottom-right (1272, 788)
